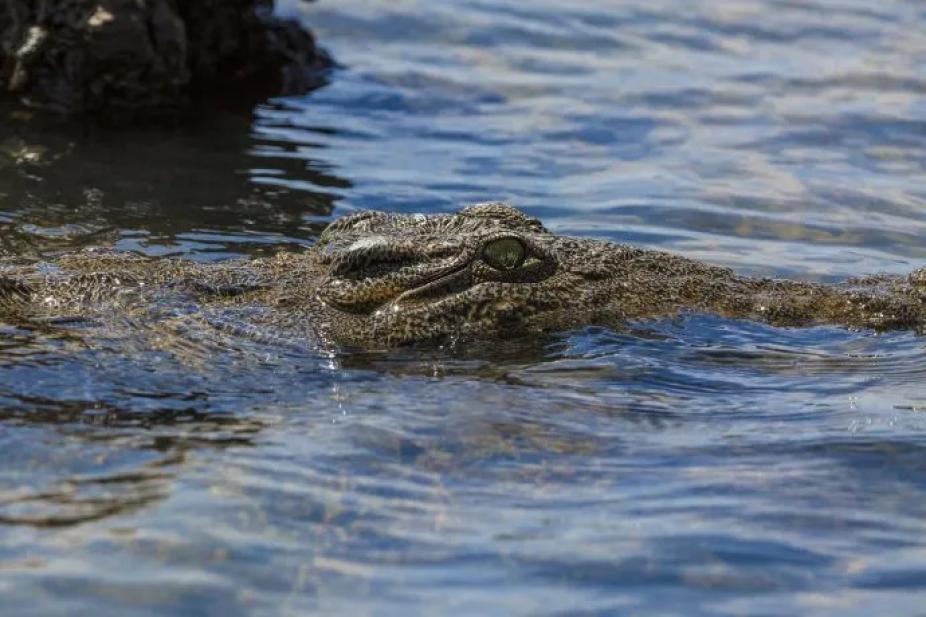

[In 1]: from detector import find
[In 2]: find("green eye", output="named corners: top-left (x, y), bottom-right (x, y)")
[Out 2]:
top-left (482, 237), bottom-right (526, 270)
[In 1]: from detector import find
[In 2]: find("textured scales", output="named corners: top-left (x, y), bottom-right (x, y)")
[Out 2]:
top-left (1, 203), bottom-right (925, 349)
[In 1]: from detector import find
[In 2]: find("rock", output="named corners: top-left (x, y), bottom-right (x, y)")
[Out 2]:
top-left (0, 1), bottom-right (330, 121)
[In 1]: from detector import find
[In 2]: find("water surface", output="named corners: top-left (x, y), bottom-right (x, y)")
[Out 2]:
top-left (2, 0), bottom-right (926, 614)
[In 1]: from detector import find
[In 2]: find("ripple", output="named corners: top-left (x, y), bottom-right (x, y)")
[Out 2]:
top-left (1, 0), bottom-right (926, 613)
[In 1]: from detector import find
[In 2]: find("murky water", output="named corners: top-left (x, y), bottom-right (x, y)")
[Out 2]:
top-left (2, 0), bottom-right (926, 614)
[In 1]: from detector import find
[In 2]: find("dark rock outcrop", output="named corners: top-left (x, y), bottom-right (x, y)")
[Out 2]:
top-left (0, 1), bottom-right (329, 120)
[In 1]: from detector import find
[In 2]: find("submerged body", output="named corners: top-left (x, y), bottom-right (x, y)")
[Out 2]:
top-left (1, 203), bottom-right (925, 348)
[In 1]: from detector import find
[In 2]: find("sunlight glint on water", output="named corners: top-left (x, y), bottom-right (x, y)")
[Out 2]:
top-left (1, 0), bottom-right (925, 614)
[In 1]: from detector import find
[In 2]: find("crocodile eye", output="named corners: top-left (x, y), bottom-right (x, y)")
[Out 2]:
top-left (482, 237), bottom-right (526, 271)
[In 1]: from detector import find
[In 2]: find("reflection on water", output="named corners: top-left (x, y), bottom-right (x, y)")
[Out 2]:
top-left (0, 104), bottom-right (347, 261)
top-left (2, 0), bottom-right (926, 614)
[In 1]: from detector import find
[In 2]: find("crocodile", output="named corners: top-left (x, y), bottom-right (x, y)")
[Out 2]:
top-left (1, 203), bottom-right (925, 349)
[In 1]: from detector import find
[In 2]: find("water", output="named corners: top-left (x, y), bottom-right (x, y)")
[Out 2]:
top-left (2, 0), bottom-right (926, 614)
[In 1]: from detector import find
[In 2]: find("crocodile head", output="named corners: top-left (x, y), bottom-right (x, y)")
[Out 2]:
top-left (310, 203), bottom-right (633, 346)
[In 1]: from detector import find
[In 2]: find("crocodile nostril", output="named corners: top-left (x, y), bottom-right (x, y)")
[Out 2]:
top-left (318, 210), bottom-right (388, 243)
top-left (325, 239), bottom-right (460, 279)
top-left (318, 241), bottom-right (474, 314)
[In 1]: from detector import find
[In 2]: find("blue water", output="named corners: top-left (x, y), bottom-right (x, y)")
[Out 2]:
top-left (2, 0), bottom-right (926, 614)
